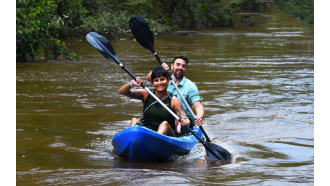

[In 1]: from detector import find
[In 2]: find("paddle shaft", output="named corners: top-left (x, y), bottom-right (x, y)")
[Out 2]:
top-left (153, 52), bottom-right (212, 142)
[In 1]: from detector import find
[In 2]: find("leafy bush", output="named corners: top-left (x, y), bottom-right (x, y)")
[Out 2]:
top-left (274, 0), bottom-right (314, 27)
top-left (128, 0), bottom-right (264, 29)
top-left (16, 0), bottom-right (84, 62)
top-left (142, 0), bottom-right (236, 29)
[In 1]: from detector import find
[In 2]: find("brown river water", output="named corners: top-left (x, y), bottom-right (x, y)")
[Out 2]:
top-left (17, 8), bottom-right (314, 185)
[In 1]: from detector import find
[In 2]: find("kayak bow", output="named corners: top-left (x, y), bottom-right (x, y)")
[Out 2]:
top-left (112, 125), bottom-right (203, 161)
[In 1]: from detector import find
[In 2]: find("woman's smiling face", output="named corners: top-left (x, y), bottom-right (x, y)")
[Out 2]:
top-left (152, 75), bottom-right (169, 92)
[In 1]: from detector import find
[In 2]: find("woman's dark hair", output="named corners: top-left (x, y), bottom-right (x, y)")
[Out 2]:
top-left (172, 55), bottom-right (189, 64)
top-left (151, 65), bottom-right (170, 82)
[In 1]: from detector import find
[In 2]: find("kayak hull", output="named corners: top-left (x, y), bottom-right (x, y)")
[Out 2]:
top-left (112, 125), bottom-right (203, 161)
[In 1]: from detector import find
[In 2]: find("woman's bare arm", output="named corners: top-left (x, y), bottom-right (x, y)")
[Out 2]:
top-left (119, 78), bottom-right (147, 101)
top-left (171, 97), bottom-right (190, 126)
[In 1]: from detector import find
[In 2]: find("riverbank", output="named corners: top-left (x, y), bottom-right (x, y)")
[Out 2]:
top-left (16, 0), bottom-right (313, 63)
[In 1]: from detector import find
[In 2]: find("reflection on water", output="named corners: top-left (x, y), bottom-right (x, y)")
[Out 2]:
top-left (17, 8), bottom-right (313, 185)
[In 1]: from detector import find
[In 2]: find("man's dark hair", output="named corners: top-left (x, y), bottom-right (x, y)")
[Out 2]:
top-left (151, 65), bottom-right (170, 82)
top-left (172, 55), bottom-right (189, 64)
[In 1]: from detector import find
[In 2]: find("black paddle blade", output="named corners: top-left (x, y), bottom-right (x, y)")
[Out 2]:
top-left (129, 16), bottom-right (155, 53)
top-left (86, 32), bottom-right (120, 64)
top-left (205, 142), bottom-right (232, 161)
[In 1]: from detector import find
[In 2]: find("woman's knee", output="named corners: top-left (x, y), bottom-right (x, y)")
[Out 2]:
top-left (130, 118), bottom-right (140, 126)
top-left (158, 121), bottom-right (175, 136)
top-left (159, 121), bottom-right (171, 128)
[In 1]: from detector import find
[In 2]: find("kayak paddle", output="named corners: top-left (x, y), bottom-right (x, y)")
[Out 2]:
top-left (86, 32), bottom-right (176, 117)
top-left (129, 16), bottom-right (231, 161)
top-left (86, 32), bottom-right (230, 161)
top-left (129, 16), bottom-right (211, 141)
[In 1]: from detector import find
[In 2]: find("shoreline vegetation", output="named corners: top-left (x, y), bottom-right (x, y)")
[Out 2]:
top-left (16, 0), bottom-right (313, 63)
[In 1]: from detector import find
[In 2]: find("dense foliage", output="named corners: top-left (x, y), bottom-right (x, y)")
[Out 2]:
top-left (79, 0), bottom-right (255, 36)
top-left (16, 0), bottom-right (86, 62)
top-left (274, 0), bottom-right (314, 27)
top-left (16, 0), bottom-right (313, 62)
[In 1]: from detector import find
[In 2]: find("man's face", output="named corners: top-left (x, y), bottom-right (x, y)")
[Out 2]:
top-left (171, 58), bottom-right (187, 79)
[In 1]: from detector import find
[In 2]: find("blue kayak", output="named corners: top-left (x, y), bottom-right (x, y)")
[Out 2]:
top-left (112, 125), bottom-right (203, 161)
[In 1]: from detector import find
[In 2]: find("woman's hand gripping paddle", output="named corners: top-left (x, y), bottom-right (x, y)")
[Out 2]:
top-left (128, 17), bottom-right (231, 160)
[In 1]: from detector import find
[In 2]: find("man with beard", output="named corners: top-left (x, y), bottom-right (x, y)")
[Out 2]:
top-left (147, 55), bottom-right (204, 127)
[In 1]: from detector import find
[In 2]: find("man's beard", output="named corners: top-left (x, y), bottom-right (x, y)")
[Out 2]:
top-left (173, 70), bottom-right (184, 79)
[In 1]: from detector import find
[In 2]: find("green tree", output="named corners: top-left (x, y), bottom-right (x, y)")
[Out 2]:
top-left (132, 0), bottom-right (252, 29)
top-left (16, 0), bottom-right (85, 62)
top-left (274, 0), bottom-right (314, 27)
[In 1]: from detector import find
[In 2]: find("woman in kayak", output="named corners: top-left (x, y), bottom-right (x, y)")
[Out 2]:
top-left (119, 65), bottom-right (190, 137)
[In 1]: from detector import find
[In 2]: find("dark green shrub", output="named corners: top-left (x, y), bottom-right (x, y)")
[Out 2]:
top-left (16, 0), bottom-right (84, 62)
top-left (274, 0), bottom-right (314, 27)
